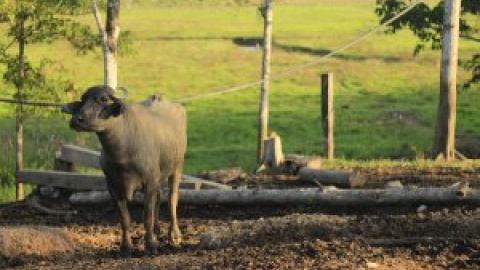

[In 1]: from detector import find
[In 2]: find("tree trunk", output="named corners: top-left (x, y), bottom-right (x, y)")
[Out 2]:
top-left (257, 0), bottom-right (273, 164)
top-left (105, 0), bottom-right (120, 89)
top-left (15, 12), bottom-right (26, 201)
top-left (263, 132), bottom-right (284, 168)
top-left (90, 0), bottom-right (109, 86)
top-left (433, 0), bottom-right (461, 161)
top-left (90, 0), bottom-right (119, 89)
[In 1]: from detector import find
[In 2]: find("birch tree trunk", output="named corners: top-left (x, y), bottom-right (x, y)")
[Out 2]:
top-left (105, 0), bottom-right (120, 89)
top-left (90, 0), bottom-right (120, 89)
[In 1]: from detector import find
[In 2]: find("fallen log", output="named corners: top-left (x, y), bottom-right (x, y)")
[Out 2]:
top-left (70, 187), bottom-right (480, 206)
top-left (196, 168), bottom-right (246, 184)
top-left (284, 155), bottom-right (322, 169)
top-left (367, 237), bottom-right (469, 247)
top-left (298, 168), bottom-right (365, 188)
top-left (283, 154), bottom-right (322, 174)
top-left (27, 196), bottom-right (77, 216)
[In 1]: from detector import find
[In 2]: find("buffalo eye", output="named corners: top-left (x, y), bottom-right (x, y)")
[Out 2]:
top-left (100, 96), bottom-right (109, 103)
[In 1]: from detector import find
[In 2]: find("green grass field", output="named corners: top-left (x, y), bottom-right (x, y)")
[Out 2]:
top-left (0, 0), bottom-right (479, 202)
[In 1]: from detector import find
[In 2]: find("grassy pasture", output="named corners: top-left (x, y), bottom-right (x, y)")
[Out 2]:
top-left (0, 0), bottom-right (479, 202)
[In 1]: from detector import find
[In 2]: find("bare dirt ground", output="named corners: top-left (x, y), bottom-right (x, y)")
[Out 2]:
top-left (1, 166), bottom-right (480, 270)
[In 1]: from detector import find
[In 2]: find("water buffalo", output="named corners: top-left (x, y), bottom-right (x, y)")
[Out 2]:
top-left (62, 85), bottom-right (186, 256)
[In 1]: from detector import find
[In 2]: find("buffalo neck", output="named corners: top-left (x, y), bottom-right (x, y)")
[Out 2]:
top-left (95, 113), bottom-right (131, 160)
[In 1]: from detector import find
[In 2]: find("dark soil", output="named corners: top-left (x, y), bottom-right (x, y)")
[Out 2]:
top-left (1, 166), bottom-right (480, 270)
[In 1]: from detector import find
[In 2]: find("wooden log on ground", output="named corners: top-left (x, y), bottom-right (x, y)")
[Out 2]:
top-left (298, 168), bottom-right (365, 188)
top-left (367, 237), bottom-right (468, 247)
top-left (70, 187), bottom-right (480, 206)
top-left (27, 196), bottom-right (77, 216)
top-left (283, 154), bottom-right (322, 174)
top-left (196, 168), bottom-right (246, 184)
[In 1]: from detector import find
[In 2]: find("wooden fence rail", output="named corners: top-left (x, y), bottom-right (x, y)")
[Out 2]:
top-left (18, 144), bottom-right (231, 191)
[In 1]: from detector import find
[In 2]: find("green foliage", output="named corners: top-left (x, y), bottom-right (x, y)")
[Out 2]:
top-left (0, 0), bottom-right (95, 47)
top-left (0, 0), bottom-right (98, 116)
top-left (463, 53), bottom-right (480, 89)
top-left (375, 0), bottom-right (479, 87)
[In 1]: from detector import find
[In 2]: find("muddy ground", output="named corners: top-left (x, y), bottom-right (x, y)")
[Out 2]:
top-left (1, 166), bottom-right (480, 270)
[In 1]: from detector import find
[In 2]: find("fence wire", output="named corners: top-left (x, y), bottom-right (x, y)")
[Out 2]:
top-left (0, 0), bottom-right (423, 106)
top-left (0, 0), bottom-right (428, 188)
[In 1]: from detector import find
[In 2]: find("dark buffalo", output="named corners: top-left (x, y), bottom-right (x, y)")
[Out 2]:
top-left (62, 85), bottom-right (186, 256)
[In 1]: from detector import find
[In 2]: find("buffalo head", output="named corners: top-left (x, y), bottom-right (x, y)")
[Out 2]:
top-left (62, 85), bottom-right (127, 132)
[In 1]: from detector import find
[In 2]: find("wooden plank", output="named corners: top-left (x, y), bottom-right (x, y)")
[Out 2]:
top-left (18, 170), bottom-right (107, 190)
top-left (18, 170), bottom-right (230, 191)
top-left (182, 175), bottom-right (232, 190)
top-left (59, 144), bottom-right (101, 169)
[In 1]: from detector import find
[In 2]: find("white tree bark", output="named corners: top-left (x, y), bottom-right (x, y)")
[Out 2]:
top-left (90, 0), bottom-right (119, 89)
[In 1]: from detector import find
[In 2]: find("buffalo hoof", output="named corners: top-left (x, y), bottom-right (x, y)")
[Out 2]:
top-left (118, 247), bottom-right (132, 259)
top-left (169, 229), bottom-right (182, 247)
top-left (145, 241), bottom-right (159, 255)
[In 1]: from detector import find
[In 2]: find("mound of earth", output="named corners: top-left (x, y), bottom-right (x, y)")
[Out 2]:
top-left (0, 226), bottom-right (76, 258)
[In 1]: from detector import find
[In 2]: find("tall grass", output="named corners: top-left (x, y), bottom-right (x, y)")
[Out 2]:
top-left (0, 0), bottom-right (478, 202)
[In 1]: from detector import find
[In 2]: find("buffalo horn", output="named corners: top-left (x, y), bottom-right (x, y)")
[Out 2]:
top-left (105, 85), bottom-right (128, 101)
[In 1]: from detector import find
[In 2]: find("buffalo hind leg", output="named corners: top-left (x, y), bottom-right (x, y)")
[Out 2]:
top-left (144, 185), bottom-right (159, 254)
top-left (115, 199), bottom-right (132, 257)
top-left (168, 168), bottom-right (182, 246)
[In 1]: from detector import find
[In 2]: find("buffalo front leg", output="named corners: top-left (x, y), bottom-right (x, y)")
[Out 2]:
top-left (144, 186), bottom-right (159, 254)
top-left (168, 168), bottom-right (182, 246)
top-left (154, 192), bottom-right (163, 236)
top-left (115, 199), bottom-right (132, 257)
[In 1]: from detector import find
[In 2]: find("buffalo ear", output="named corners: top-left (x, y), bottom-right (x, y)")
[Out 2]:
top-left (111, 102), bottom-right (126, 117)
top-left (61, 101), bottom-right (81, 115)
top-left (101, 102), bottom-right (125, 118)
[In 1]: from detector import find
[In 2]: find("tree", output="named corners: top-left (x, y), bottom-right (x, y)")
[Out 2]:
top-left (376, 0), bottom-right (479, 88)
top-left (0, 0), bottom-right (96, 199)
top-left (375, 0), bottom-right (479, 160)
top-left (90, 0), bottom-right (121, 89)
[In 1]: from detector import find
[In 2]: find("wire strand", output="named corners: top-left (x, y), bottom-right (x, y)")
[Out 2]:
top-left (0, 98), bottom-right (64, 107)
top-left (0, 0), bottom-right (423, 106)
top-left (174, 0), bottom-right (423, 102)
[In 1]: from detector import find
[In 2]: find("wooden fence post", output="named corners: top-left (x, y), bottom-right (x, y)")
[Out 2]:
top-left (257, 0), bottom-right (273, 164)
top-left (321, 73), bottom-right (334, 160)
top-left (432, 0), bottom-right (461, 161)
